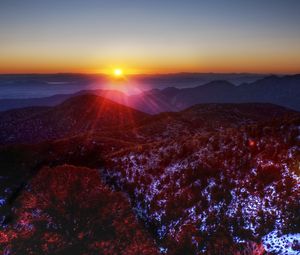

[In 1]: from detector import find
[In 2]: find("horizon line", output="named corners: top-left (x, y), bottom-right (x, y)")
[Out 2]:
top-left (0, 71), bottom-right (299, 76)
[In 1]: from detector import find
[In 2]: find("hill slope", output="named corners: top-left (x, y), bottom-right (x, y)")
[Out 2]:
top-left (0, 98), bottom-right (299, 255)
top-left (0, 94), bottom-right (148, 145)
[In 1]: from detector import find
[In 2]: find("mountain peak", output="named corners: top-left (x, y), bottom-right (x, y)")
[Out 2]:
top-left (0, 94), bottom-right (149, 145)
top-left (199, 80), bottom-right (235, 89)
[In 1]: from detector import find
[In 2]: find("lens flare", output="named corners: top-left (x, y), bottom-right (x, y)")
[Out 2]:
top-left (114, 69), bottom-right (123, 77)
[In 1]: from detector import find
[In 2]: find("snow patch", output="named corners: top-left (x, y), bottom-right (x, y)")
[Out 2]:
top-left (262, 231), bottom-right (300, 255)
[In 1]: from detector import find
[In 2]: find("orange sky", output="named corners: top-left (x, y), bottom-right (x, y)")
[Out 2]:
top-left (1, 1), bottom-right (300, 74)
top-left (1, 54), bottom-right (299, 75)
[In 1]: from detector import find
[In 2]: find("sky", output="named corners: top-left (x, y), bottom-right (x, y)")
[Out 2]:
top-left (0, 0), bottom-right (300, 74)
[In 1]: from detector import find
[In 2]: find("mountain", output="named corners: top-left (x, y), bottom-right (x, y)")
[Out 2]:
top-left (128, 75), bottom-right (300, 113)
top-left (98, 103), bottom-right (300, 254)
top-left (1, 74), bottom-right (299, 114)
top-left (0, 89), bottom-right (127, 112)
top-left (132, 72), bottom-right (266, 89)
top-left (1, 96), bottom-right (297, 146)
top-left (0, 94), bottom-right (148, 145)
top-left (237, 74), bottom-right (300, 110)
top-left (0, 73), bottom-right (266, 100)
top-left (0, 97), bottom-right (299, 254)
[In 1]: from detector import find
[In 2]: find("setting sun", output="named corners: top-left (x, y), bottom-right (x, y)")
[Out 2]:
top-left (114, 69), bottom-right (123, 77)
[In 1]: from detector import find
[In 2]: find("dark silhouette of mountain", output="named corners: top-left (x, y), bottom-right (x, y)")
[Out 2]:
top-left (127, 75), bottom-right (300, 113)
top-left (1, 96), bottom-right (298, 146)
top-left (237, 74), bottom-right (300, 110)
top-left (132, 72), bottom-right (266, 88)
top-left (1, 74), bottom-right (299, 114)
top-left (0, 95), bottom-right (148, 145)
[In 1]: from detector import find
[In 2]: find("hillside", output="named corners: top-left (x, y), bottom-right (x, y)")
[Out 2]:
top-left (0, 98), bottom-right (299, 254)
top-left (0, 94), bottom-right (148, 145)
top-left (0, 165), bottom-right (159, 255)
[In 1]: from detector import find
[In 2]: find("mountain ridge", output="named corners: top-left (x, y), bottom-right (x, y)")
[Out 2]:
top-left (0, 94), bottom-right (149, 145)
top-left (1, 94), bottom-right (298, 146)
top-left (1, 74), bottom-right (300, 113)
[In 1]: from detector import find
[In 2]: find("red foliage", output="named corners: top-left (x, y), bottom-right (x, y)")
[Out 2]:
top-left (0, 165), bottom-right (158, 255)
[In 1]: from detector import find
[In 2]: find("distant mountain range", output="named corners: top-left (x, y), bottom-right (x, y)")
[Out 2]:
top-left (128, 74), bottom-right (300, 113)
top-left (0, 73), bottom-right (266, 101)
top-left (0, 74), bottom-right (299, 113)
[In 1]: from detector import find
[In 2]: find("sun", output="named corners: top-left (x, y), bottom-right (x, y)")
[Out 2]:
top-left (114, 68), bottom-right (123, 77)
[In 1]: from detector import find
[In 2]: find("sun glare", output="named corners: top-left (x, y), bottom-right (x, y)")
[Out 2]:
top-left (114, 68), bottom-right (123, 77)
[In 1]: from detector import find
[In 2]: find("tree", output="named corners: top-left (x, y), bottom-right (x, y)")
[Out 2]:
top-left (0, 165), bottom-right (158, 255)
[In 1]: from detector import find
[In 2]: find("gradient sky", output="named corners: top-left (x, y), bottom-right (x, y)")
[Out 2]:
top-left (1, 0), bottom-right (300, 74)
